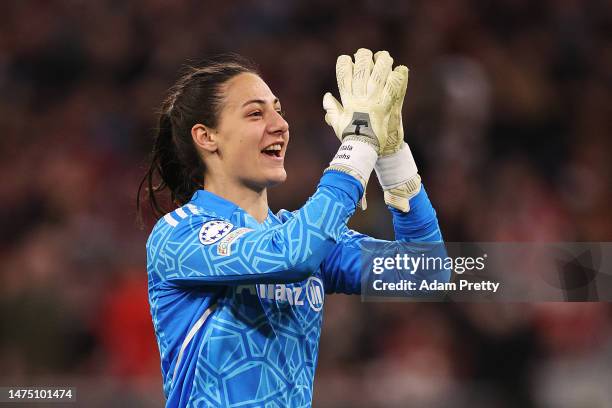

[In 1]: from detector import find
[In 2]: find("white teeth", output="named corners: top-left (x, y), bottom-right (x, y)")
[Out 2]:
top-left (263, 144), bottom-right (282, 152)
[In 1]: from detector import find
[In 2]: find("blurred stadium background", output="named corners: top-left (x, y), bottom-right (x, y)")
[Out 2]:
top-left (1, 0), bottom-right (611, 407)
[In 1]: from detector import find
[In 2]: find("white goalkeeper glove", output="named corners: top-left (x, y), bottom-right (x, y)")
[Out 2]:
top-left (373, 61), bottom-right (420, 212)
top-left (323, 49), bottom-right (404, 205)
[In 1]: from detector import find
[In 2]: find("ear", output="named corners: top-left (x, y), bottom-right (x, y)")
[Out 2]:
top-left (192, 124), bottom-right (217, 153)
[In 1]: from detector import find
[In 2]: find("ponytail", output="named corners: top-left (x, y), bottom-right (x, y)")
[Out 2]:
top-left (137, 109), bottom-right (206, 224)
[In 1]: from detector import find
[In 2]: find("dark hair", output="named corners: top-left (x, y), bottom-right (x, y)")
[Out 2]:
top-left (137, 55), bottom-right (259, 223)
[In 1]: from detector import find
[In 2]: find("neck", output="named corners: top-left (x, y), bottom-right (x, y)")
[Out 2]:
top-left (204, 176), bottom-right (269, 223)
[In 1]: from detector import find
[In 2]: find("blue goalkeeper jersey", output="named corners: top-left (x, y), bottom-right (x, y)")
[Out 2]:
top-left (146, 171), bottom-right (446, 408)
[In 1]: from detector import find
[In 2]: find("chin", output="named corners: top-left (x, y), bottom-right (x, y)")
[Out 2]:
top-left (265, 168), bottom-right (287, 187)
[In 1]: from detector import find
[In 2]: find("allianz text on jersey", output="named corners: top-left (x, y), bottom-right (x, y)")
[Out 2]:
top-left (236, 277), bottom-right (324, 312)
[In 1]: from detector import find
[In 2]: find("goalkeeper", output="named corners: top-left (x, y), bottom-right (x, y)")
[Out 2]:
top-left (139, 49), bottom-right (448, 408)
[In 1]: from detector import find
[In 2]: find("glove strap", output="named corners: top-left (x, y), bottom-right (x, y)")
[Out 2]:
top-left (374, 142), bottom-right (418, 189)
top-left (326, 139), bottom-right (377, 189)
top-left (384, 177), bottom-right (421, 212)
top-left (341, 112), bottom-right (379, 152)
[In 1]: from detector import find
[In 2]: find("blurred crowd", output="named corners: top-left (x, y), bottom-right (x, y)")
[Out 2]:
top-left (1, 0), bottom-right (611, 406)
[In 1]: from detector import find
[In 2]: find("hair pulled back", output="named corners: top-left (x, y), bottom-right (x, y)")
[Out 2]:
top-left (137, 55), bottom-right (259, 222)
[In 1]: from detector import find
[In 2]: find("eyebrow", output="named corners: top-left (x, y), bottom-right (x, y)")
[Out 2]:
top-left (241, 98), bottom-right (280, 108)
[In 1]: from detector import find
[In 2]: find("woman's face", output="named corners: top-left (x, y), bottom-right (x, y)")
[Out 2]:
top-left (213, 72), bottom-right (289, 190)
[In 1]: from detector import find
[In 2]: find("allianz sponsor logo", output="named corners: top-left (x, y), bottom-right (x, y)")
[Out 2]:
top-left (237, 277), bottom-right (324, 312)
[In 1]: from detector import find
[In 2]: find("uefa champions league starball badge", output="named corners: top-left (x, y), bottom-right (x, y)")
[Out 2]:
top-left (198, 220), bottom-right (234, 245)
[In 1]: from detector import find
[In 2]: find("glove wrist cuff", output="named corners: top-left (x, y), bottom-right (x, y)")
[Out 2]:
top-left (374, 142), bottom-right (418, 189)
top-left (327, 140), bottom-right (377, 188)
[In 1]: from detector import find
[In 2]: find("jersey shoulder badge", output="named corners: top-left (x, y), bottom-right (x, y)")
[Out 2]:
top-left (198, 220), bottom-right (233, 245)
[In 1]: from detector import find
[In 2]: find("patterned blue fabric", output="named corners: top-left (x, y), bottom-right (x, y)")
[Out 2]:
top-left (147, 172), bottom-right (444, 407)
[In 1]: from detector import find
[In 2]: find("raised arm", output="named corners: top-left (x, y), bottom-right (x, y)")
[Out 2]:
top-left (320, 49), bottom-right (449, 295)
top-left (319, 187), bottom-right (447, 295)
top-left (148, 171), bottom-right (363, 286)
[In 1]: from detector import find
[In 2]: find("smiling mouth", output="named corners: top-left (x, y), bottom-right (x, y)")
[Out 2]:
top-left (261, 143), bottom-right (283, 158)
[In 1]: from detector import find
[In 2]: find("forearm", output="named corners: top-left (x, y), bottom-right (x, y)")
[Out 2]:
top-left (162, 171), bottom-right (364, 285)
top-left (390, 185), bottom-right (443, 242)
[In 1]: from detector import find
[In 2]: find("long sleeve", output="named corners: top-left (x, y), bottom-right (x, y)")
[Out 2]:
top-left (147, 171), bottom-right (363, 286)
top-left (390, 185), bottom-right (443, 242)
top-left (320, 184), bottom-right (449, 295)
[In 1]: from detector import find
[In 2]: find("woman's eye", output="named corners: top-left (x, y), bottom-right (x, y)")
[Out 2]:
top-left (247, 109), bottom-right (284, 118)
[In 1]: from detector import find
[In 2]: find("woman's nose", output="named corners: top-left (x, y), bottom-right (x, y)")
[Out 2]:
top-left (268, 110), bottom-right (289, 134)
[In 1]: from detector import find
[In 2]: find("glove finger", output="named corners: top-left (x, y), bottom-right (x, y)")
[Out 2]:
top-left (335, 55), bottom-right (353, 106)
top-left (386, 67), bottom-right (409, 152)
top-left (323, 92), bottom-right (343, 112)
top-left (393, 65), bottom-right (409, 110)
top-left (381, 70), bottom-right (404, 110)
top-left (352, 48), bottom-right (373, 97)
top-left (368, 51), bottom-right (393, 99)
top-left (322, 92), bottom-right (342, 129)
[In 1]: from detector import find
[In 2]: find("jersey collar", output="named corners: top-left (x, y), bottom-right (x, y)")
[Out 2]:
top-left (191, 190), bottom-right (280, 226)
top-left (190, 190), bottom-right (238, 220)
